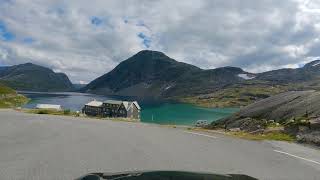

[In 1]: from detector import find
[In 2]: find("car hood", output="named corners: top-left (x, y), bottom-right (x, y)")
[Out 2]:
top-left (76, 170), bottom-right (258, 180)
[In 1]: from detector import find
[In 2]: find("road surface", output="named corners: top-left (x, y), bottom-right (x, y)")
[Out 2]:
top-left (0, 109), bottom-right (320, 180)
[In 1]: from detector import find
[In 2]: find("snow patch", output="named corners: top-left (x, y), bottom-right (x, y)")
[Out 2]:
top-left (312, 61), bottom-right (320, 67)
top-left (165, 85), bottom-right (172, 90)
top-left (238, 74), bottom-right (255, 80)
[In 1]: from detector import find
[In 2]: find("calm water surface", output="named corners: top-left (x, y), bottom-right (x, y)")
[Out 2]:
top-left (21, 92), bottom-right (238, 125)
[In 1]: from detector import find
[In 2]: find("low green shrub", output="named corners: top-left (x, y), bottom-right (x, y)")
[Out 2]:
top-left (63, 109), bottom-right (71, 115)
top-left (37, 109), bottom-right (50, 114)
top-left (230, 131), bottom-right (295, 142)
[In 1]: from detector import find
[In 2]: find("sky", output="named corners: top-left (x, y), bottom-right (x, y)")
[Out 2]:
top-left (0, 0), bottom-right (320, 84)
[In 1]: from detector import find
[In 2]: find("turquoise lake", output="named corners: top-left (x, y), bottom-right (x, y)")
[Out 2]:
top-left (21, 92), bottom-right (238, 126)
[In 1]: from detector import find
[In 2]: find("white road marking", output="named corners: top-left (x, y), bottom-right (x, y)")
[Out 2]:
top-left (184, 131), bottom-right (218, 139)
top-left (274, 150), bottom-right (320, 165)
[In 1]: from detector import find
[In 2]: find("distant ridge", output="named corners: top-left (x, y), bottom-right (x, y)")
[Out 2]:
top-left (0, 63), bottom-right (74, 92)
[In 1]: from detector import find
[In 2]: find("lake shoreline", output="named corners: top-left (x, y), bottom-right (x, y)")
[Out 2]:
top-left (10, 108), bottom-right (192, 129)
top-left (20, 91), bottom-right (239, 126)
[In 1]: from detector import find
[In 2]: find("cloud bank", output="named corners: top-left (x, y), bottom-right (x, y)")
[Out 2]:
top-left (0, 0), bottom-right (320, 83)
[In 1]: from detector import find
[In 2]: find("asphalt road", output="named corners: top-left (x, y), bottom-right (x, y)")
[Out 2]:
top-left (0, 110), bottom-right (320, 180)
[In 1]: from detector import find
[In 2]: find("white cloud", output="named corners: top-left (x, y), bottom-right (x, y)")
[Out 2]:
top-left (0, 0), bottom-right (320, 83)
top-left (0, 47), bottom-right (8, 60)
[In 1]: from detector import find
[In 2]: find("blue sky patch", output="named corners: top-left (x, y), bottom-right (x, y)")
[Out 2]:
top-left (55, 7), bottom-right (65, 15)
top-left (137, 32), bottom-right (151, 48)
top-left (0, 21), bottom-right (15, 41)
top-left (136, 20), bottom-right (151, 31)
top-left (91, 16), bottom-right (103, 26)
top-left (0, 0), bottom-right (12, 5)
top-left (22, 37), bottom-right (35, 44)
top-left (136, 20), bottom-right (146, 27)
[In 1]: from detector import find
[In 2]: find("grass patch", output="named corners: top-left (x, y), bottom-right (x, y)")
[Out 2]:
top-left (229, 131), bottom-right (295, 142)
top-left (108, 117), bottom-right (140, 122)
top-left (0, 84), bottom-right (29, 108)
top-left (179, 84), bottom-right (289, 108)
top-left (26, 109), bottom-right (77, 116)
top-left (0, 95), bottom-right (29, 108)
top-left (0, 84), bottom-right (16, 94)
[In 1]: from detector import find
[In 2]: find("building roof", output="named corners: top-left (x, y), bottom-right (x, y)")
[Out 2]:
top-left (123, 101), bottom-right (141, 111)
top-left (122, 101), bottom-right (130, 110)
top-left (132, 101), bottom-right (141, 110)
top-left (103, 100), bottom-right (123, 105)
top-left (36, 104), bottom-right (62, 110)
top-left (102, 100), bottom-right (141, 110)
top-left (85, 100), bottom-right (103, 107)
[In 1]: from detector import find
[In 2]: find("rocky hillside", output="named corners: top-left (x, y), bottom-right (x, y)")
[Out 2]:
top-left (209, 90), bottom-right (320, 145)
top-left (83, 50), bottom-right (252, 98)
top-left (0, 63), bottom-right (74, 92)
top-left (210, 91), bottom-right (320, 128)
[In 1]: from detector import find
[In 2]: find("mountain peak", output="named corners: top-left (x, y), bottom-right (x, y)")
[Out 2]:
top-left (83, 50), bottom-right (251, 97)
top-left (304, 60), bottom-right (320, 68)
top-left (23, 62), bottom-right (34, 65)
top-left (136, 50), bottom-right (166, 56)
top-left (133, 50), bottom-right (170, 61)
top-left (214, 66), bottom-right (245, 73)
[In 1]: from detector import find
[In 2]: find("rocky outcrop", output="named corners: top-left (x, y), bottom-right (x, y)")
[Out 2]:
top-left (209, 90), bottom-right (320, 145)
top-left (210, 91), bottom-right (320, 129)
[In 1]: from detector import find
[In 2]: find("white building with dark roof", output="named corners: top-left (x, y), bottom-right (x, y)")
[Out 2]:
top-left (82, 100), bottom-right (103, 116)
top-left (82, 99), bottom-right (141, 120)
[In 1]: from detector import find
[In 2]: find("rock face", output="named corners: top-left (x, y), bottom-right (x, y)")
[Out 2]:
top-left (235, 91), bottom-right (320, 121)
top-left (210, 91), bottom-right (320, 130)
top-left (0, 63), bottom-right (73, 92)
top-left (209, 90), bottom-right (320, 146)
top-left (82, 50), bottom-right (250, 98)
top-left (297, 131), bottom-right (320, 146)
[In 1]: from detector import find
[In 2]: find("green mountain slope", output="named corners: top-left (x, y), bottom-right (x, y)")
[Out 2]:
top-left (0, 84), bottom-right (29, 108)
top-left (0, 63), bottom-right (74, 92)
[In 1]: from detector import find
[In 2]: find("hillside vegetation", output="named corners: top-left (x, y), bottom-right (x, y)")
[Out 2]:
top-left (179, 84), bottom-right (289, 107)
top-left (0, 84), bottom-right (29, 108)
